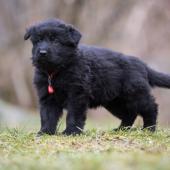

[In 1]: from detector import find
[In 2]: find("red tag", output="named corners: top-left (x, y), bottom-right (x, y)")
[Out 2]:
top-left (48, 85), bottom-right (54, 94)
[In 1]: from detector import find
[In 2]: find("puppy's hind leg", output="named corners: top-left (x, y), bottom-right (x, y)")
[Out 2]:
top-left (139, 95), bottom-right (158, 132)
top-left (118, 112), bottom-right (137, 130)
top-left (104, 102), bottom-right (137, 131)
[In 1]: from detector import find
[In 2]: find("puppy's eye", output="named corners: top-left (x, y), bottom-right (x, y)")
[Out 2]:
top-left (32, 36), bottom-right (43, 44)
top-left (32, 39), bottom-right (41, 44)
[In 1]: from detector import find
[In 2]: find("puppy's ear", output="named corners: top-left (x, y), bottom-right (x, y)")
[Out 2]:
top-left (66, 24), bottom-right (82, 46)
top-left (24, 27), bottom-right (33, 40)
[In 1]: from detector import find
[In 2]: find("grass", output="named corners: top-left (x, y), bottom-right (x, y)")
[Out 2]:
top-left (0, 124), bottom-right (170, 170)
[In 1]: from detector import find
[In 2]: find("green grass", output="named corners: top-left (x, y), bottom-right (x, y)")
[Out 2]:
top-left (0, 126), bottom-right (170, 170)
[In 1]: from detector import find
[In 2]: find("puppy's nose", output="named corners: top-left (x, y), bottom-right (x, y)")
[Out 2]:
top-left (39, 50), bottom-right (47, 56)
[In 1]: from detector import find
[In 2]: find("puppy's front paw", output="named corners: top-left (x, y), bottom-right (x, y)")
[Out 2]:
top-left (36, 131), bottom-right (45, 137)
top-left (142, 126), bottom-right (156, 132)
top-left (62, 128), bottom-right (82, 136)
top-left (113, 126), bottom-right (132, 132)
top-left (36, 130), bottom-right (55, 137)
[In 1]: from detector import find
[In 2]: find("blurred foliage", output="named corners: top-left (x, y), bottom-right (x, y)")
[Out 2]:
top-left (0, 0), bottom-right (170, 124)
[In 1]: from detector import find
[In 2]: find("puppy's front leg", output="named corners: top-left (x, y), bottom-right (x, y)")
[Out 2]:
top-left (37, 100), bottom-right (63, 136)
top-left (34, 72), bottom-right (63, 136)
top-left (63, 96), bottom-right (88, 135)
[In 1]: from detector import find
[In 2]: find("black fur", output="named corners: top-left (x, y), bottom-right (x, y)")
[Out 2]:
top-left (25, 19), bottom-right (170, 135)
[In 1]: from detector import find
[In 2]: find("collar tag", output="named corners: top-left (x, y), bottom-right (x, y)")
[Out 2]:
top-left (48, 85), bottom-right (54, 94)
top-left (48, 74), bottom-right (55, 94)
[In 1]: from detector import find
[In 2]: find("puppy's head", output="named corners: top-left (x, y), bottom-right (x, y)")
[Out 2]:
top-left (24, 19), bottom-right (81, 71)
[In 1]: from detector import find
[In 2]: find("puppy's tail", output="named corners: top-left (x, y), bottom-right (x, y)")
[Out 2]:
top-left (147, 67), bottom-right (170, 88)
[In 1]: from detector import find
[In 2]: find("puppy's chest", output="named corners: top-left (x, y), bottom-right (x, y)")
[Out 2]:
top-left (50, 76), bottom-right (70, 94)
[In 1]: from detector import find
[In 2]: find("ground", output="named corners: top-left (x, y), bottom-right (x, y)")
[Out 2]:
top-left (0, 116), bottom-right (170, 170)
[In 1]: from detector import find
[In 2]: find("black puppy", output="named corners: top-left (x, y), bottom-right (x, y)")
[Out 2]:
top-left (24, 19), bottom-right (170, 135)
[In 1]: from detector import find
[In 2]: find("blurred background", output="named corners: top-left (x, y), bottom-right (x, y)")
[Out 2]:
top-left (0, 0), bottom-right (170, 129)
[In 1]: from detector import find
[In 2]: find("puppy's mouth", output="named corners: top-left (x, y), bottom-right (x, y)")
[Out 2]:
top-left (31, 56), bottom-right (56, 71)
